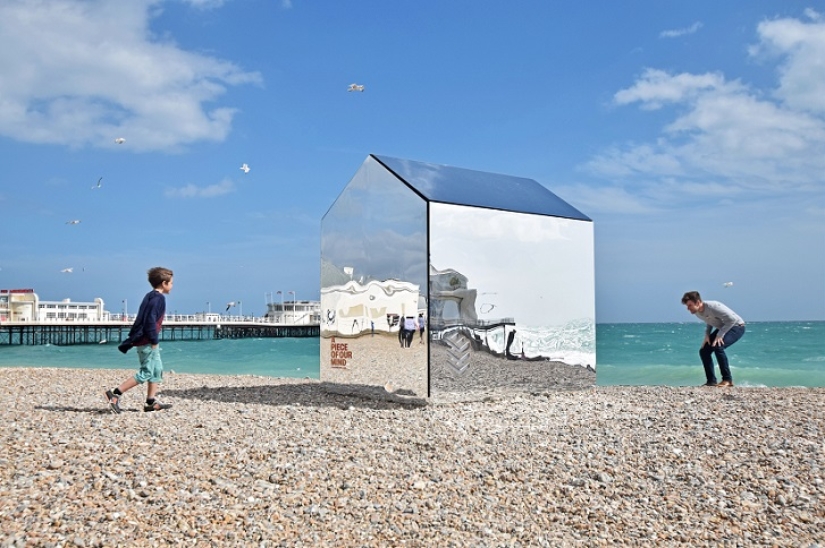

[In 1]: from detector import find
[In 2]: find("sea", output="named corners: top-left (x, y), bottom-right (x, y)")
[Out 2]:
top-left (1, 321), bottom-right (823, 387)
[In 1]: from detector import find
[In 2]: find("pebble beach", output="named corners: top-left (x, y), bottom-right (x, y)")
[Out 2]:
top-left (1, 367), bottom-right (824, 547)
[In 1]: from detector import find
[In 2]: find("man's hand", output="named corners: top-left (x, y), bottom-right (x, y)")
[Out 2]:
top-left (712, 337), bottom-right (725, 347)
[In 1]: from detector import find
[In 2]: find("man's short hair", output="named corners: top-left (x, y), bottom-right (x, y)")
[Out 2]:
top-left (681, 291), bottom-right (701, 304)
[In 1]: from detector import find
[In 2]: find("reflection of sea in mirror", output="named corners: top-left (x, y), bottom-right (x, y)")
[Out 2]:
top-left (495, 321), bottom-right (595, 368)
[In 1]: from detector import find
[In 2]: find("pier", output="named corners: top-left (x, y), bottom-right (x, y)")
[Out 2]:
top-left (0, 318), bottom-right (319, 346)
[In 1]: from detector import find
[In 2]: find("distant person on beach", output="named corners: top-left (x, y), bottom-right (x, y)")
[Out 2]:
top-left (505, 329), bottom-right (517, 360)
top-left (397, 315), bottom-right (405, 347)
top-left (404, 316), bottom-right (417, 347)
top-left (418, 313), bottom-right (425, 344)
top-left (105, 267), bottom-right (174, 413)
top-left (681, 291), bottom-right (746, 387)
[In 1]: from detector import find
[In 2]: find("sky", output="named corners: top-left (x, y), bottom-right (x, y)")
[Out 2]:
top-left (0, 0), bottom-right (823, 323)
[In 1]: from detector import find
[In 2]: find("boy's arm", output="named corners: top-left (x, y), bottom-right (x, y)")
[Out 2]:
top-left (144, 295), bottom-right (163, 346)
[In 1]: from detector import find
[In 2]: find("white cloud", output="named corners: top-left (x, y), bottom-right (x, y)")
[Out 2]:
top-left (585, 13), bottom-right (825, 211)
top-left (583, 143), bottom-right (684, 177)
top-left (165, 178), bottom-right (235, 198)
top-left (553, 184), bottom-right (658, 215)
top-left (659, 21), bottom-right (703, 39)
top-left (0, 0), bottom-right (262, 152)
top-left (614, 69), bottom-right (732, 110)
top-left (750, 10), bottom-right (825, 114)
top-left (182, 0), bottom-right (226, 8)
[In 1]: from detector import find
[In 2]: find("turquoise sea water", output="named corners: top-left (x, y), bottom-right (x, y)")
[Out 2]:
top-left (1, 321), bottom-right (823, 387)
top-left (596, 321), bottom-right (825, 387)
top-left (0, 338), bottom-right (321, 379)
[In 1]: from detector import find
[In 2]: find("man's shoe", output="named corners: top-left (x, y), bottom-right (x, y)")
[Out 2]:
top-left (717, 380), bottom-right (734, 387)
top-left (700, 382), bottom-right (718, 387)
top-left (105, 390), bottom-right (121, 414)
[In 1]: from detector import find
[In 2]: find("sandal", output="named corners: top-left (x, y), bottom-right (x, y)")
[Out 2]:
top-left (144, 401), bottom-right (172, 412)
top-left (105, 390), bottom-right (121, 414)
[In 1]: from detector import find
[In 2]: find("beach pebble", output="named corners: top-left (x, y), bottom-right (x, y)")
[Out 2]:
top-left (0, 367), bottom-right (823, 545)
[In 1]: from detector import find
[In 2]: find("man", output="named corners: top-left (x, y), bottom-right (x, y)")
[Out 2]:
top-left (681, 291), bottom-right (746, 387)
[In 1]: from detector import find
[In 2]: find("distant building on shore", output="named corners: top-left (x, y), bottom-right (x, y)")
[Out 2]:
top-left (1, 288), bottom-right (108, 323)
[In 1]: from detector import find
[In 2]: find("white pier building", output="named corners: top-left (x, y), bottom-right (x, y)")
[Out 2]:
top-left (1, 288), bottom-right (108, 323)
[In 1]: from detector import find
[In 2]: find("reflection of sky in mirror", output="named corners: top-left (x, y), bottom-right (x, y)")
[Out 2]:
top-left (322, 156), bottom-right (427, 289)
top-left (374, 155), bottom-right (589, 220)
top-left (430, 203), bottom-right (594, 327)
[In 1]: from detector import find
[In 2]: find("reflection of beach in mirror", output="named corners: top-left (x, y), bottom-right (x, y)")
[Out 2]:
top-left (320, 330), bottom-right (428, 397)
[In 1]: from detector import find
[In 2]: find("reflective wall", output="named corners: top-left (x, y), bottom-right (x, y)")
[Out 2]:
top-left (320, 156), bottom-right (429, 397)
top-left (429, 203), bottom-right (596, 396)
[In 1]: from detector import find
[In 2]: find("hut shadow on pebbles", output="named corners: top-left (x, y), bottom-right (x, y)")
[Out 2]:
top-left (163, 381), bottom-right (428, 410)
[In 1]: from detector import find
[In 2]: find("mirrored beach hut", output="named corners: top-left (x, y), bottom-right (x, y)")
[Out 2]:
top-left (321, 154), bottom-right (595, 400)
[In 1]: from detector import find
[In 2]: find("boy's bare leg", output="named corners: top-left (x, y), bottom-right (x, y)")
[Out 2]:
top-left (117, 377), bottom-right (139, 394)
top-left (147, 382), bottom-right (158, 400)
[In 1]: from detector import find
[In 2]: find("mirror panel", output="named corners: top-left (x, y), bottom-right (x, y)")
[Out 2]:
top-left (320, 156), bottom-right (429, 397)
top-left (428, 203), bottom-right (596, 396)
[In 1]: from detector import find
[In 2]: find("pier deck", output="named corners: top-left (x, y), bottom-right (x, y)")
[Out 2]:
top-left (0, 320), bottom-right (319, 346)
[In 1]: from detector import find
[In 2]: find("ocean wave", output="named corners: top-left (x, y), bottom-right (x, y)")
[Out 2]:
top-left (481, 319), bottom-right (595, 368)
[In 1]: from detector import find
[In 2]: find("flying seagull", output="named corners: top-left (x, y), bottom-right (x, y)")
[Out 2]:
top-left (66, 220), bottom-right (81, 225)
top-left (91, 177), bottom-right (102, 189)
top-left (240, 163), bottom-right (250, 173)
top-left (226, 301), bottom-right (236, 311)
top-left (114, 137), bottom-right (125, 144)
top-left (723, 281), bottom-right (734, 288)
top-left (61, 267), bottom-right (73, 273)
top-left (347, 83), bottom-right (365, 92)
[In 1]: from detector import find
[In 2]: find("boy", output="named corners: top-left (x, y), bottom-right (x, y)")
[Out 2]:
top-left (681, 290), bottom-right (746, 387)
top-left (105, 267), bottom-right (174, 413)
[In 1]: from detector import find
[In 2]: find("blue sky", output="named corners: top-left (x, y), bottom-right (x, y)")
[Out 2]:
top-left (0, 0), bottom-right (823, 323)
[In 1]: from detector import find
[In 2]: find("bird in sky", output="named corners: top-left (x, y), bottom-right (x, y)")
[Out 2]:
top-left (723, 281), bottom-right (734, 288)
top-left (226, 301), bottom-right (236, 311)
top-left (61, 267), bottom-right (73, 273)
top-left (347, 83), bottom-right (365, 92)
top-left (66, 220), bottom-right (81, 225)
top-left (240, 163), bottom-right (250, 173)
top-left (114, 137), bottom-right (125, 144)
top-left (91, 177), bottom-right (102, 189)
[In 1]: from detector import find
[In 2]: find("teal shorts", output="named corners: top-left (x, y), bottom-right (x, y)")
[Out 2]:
top-left (134, 346), bottom-right (163, 384)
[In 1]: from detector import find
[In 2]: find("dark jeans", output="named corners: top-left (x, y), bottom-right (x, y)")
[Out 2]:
top-left (700, 325), bottom-right (745, 383)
